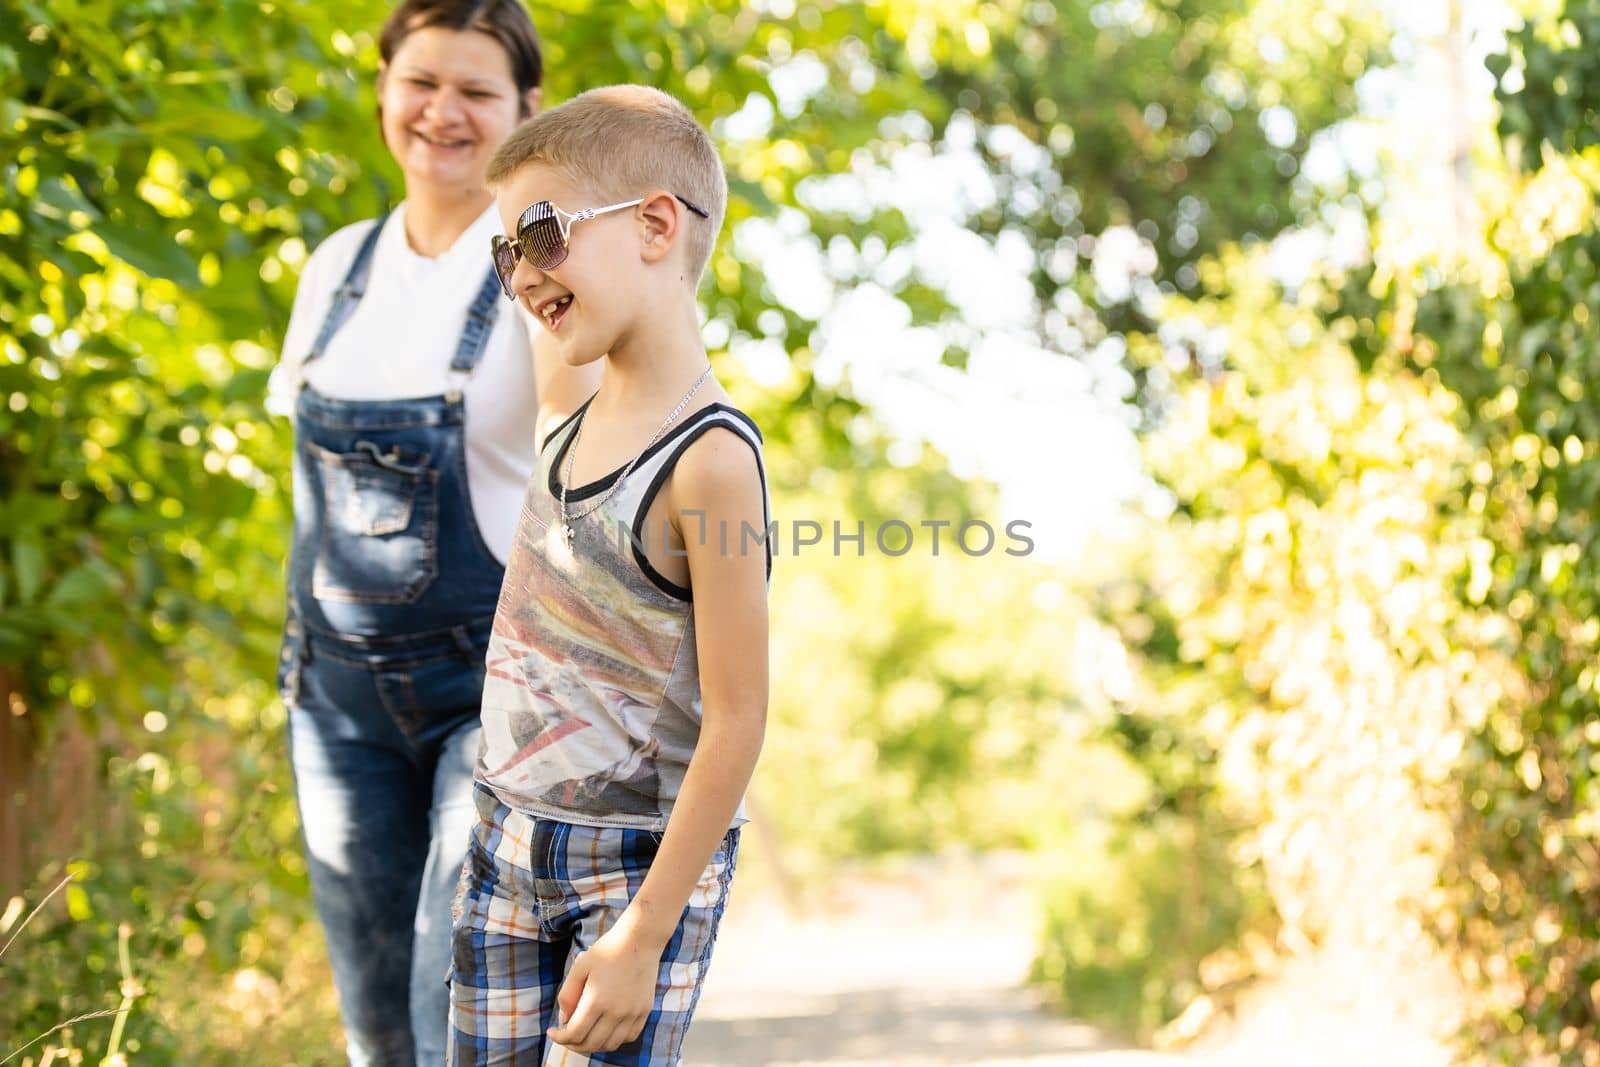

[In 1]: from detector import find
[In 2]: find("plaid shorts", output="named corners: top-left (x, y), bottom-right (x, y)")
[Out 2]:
top-left (447, 782), bottom-right (739, 1066)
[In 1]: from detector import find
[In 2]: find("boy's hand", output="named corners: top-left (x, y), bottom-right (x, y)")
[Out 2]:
top-left (548, 923), bottom-right (662, 1053)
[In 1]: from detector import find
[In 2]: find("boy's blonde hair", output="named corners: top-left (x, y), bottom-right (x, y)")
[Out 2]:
top-left (487, 84), bottom-right (727, 284)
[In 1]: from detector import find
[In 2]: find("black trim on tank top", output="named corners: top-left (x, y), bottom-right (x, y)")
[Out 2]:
top-left (548, 402), bottom-right (760, 503)
top-left (540, 392), bottom-right (597, 455)
top-left (630, 416), bottom-right (772, 602)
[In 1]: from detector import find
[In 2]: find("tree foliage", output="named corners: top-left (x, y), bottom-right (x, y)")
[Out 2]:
top-left (1413, 4), bottom-right (1600, 1057)
top-left (1081, 1), bottom-right (1600, 1059)
top-left (930, 0), bottom-right (1387, 392)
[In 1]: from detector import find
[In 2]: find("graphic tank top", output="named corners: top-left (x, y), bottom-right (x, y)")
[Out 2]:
top-left (476, 399), bottom-right (770, 831)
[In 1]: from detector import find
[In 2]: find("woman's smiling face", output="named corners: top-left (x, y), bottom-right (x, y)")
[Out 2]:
top-left (379, 26), bottom-right (530, 197)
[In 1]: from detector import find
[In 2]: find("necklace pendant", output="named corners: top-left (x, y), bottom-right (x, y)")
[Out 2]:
top-left (563, 522), bottom-right (575, 550)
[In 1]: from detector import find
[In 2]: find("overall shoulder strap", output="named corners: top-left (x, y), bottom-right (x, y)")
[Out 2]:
top-left (304, 214), bottom-right (388, 367)
top-left (448, 267), bottom-right (505, 381)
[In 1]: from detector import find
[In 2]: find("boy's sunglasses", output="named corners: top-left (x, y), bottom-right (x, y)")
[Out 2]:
top-left (490, 194), bottom-right (710, 299)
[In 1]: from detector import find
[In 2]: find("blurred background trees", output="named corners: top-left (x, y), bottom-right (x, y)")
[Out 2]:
top-left (7, 0), bottom-right (1600, 1062)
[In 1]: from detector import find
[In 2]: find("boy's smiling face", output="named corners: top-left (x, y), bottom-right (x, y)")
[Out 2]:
top-left (495, 163), bottom-right (641, 369)
top-left (496, 161), bottom-right (698, 369)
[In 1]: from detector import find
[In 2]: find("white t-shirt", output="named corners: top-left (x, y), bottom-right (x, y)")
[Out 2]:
top-left (269, 202), bottom-right (538, 564)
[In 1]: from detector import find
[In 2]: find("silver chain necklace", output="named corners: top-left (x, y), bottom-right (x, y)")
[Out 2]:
top-left (560, 364), bottom-right (714, 549)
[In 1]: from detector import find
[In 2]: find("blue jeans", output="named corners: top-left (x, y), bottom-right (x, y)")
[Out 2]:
top-left (282, 231), bottom-right (510, 1064)
top-left (287, 631), bottom-right (484, 1066)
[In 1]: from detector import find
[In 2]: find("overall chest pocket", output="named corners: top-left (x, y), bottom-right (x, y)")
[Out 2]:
top-left (310, 440), bottom-right (440, 604)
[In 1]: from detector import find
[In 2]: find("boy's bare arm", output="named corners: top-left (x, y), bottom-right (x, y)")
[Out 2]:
top-left (531, 330), bottom-right (603, 450)
top-left (620, 426), bottom-right (769, 940)
top-left (548, 426), bottom-right (768, 1054)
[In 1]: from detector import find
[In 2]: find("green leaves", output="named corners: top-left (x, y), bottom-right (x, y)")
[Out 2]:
top-left (1493, 3), bottom-right (1600, 170)
top-left (1414, 217), bottom-right (1600, 1059)
top-left (95, 222), bottom-right (200, 287)
top-left (44, 561), bottom-right (120, 613)
top-left (11, 536), bottom-right (44, 606)
top-left (0, 0), bottom-right (377, 747)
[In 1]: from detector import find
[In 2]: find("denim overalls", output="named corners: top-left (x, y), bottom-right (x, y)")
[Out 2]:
top-left (278, 215), bottom-right (508, 1067)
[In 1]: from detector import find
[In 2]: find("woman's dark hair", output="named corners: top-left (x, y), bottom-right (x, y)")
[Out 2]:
top-left (379, 0), bottom-right (544, 104)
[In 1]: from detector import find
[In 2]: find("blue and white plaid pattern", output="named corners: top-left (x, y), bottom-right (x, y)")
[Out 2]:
top-left (448, 783), bottom-right (738, 1066)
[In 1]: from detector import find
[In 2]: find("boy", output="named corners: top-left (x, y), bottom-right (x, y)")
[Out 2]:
top-left (448, 85), bottom-right (771, 1066)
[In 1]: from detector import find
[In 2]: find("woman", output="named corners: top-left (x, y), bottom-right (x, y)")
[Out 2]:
top-left (269, 3), bottom-right (598, 1062)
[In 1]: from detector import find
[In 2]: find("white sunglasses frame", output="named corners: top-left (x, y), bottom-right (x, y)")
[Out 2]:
top-left (493, 193), bottom-right (711, 299)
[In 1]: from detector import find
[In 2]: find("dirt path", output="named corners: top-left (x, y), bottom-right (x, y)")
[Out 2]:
top-left (682, 848), bottom-right (1461, 1067)
top-left (682, 852), bottom-right (1182, 1067)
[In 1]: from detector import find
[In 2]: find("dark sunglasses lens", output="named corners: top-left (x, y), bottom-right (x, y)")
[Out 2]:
top-left (490, 236), bottom-right (517, 298)
top-left (518, 203), bottom-right (568, 270)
